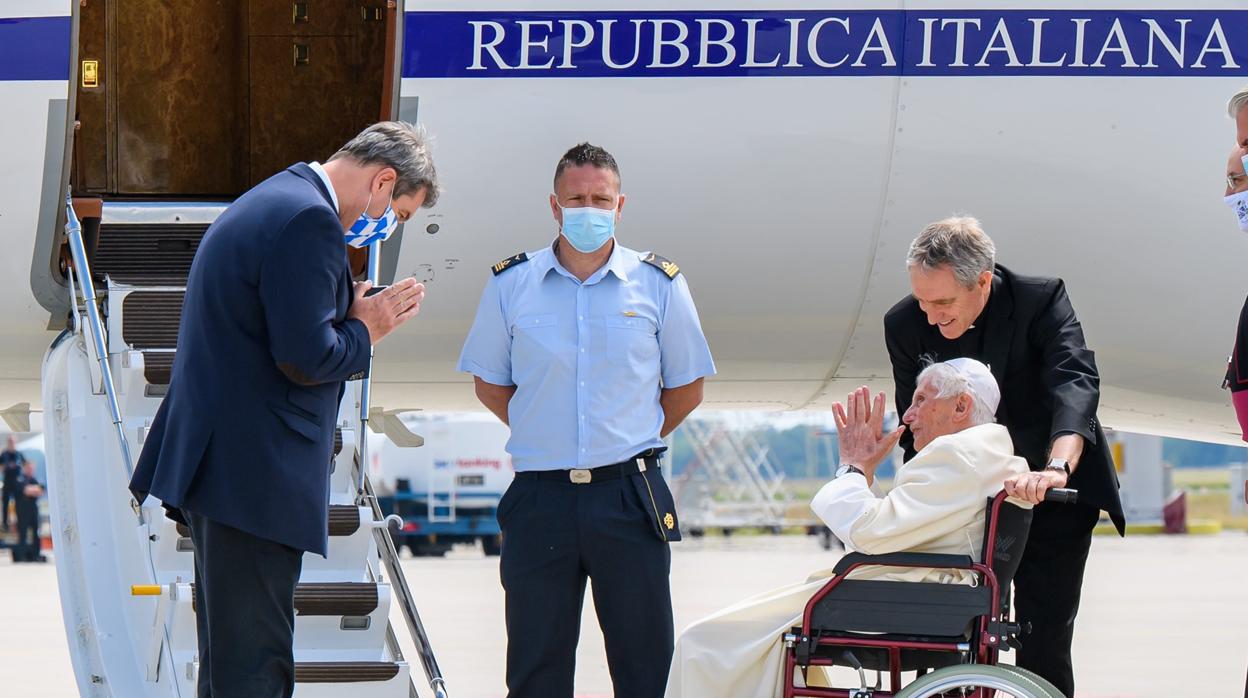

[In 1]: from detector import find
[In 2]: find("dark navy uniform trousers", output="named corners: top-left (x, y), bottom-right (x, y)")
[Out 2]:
top-left (499, 462), bottom-right (678, 698)
top-left (185, 510), bottom-right (304, 698)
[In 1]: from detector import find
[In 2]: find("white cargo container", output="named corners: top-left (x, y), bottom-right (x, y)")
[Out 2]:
top-left (373, 412), bottom-right (514, 556)
top-left (377, 412), bottom-right (514, 497)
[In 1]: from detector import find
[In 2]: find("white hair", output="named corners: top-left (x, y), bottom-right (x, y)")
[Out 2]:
top-left (1229, 86), bottom-right (1248, 119)
top-left (906, 216), bottom-right (997, 289)
top-left (916, 362), bottom-right (996, 426)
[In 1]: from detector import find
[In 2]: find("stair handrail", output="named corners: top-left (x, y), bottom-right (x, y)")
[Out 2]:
top-left (353, 240), bottom-right (448, 698)
top-left (362, 474), bottom-right (448, 698)
top-left (355, 242), bottom-right (382, 498)
top-left (64, 191), bottom-right (136, 479)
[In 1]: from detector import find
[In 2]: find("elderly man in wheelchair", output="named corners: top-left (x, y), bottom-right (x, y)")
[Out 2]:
top-left (667, 358), bottom-right (1072, 698)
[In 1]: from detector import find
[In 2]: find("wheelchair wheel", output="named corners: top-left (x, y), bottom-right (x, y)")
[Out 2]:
top-left (896, 663), bottom-right (1063, 698)
top-left (1001, 665), bottom-right (1064, 694)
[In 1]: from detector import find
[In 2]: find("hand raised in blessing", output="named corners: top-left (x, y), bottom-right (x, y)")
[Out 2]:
top-left (832, 387), bottom-right (905, 481)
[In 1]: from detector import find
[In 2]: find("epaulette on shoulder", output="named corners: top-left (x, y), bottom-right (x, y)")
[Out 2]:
top-left (641, 252), bottom-right (681, 280)
top-left (491, 252), bottom-right (529, 276)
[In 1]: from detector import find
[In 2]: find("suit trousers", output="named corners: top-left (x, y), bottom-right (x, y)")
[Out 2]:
top-left (13, 507), bottom-right (39, 561)
top-left (498, 475), bottom-right (674, 698)
top-left (1012, 501), bottom-right (1100, 698)
top-left (185, 510), bottom-right (304, 698)
top-left (1, 485), bottom-right (15, 530)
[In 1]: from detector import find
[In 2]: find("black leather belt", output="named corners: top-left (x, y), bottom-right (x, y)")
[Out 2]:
top-left (515, 451), bottom-right (663, 485)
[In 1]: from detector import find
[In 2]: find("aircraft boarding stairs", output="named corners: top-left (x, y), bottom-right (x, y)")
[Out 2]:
top-left (42, 200), bottom-right (445, 698)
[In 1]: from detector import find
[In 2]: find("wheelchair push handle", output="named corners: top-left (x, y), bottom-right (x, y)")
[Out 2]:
top-left (1043, 487), bottom-right (1078, 504)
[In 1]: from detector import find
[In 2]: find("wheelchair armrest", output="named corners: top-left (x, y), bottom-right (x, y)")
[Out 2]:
top-left (832, 552), bottom-right (976, 576)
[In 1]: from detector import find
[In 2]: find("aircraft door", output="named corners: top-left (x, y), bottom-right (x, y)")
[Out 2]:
top-left (68, 0), bottom-right (392, 198)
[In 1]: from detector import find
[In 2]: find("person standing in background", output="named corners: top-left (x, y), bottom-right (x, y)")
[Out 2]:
top-left (1, 435), bottom-right (27, 533)
top-left (12, 460), bottom-right (45, 563)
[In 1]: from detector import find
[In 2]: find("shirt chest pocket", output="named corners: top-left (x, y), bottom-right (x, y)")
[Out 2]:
top-left (605, 315), bottom-right (658, 364)
top-left (512, 313), bottom-right (562, 355)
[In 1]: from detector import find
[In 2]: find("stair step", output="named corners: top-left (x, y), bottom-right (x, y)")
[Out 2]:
top-left (294, 661), bottom-right (401, 683)
top-left (93, 223), bottom-right (207, 282)
top-left (189, 582), bottom-right (379, 617)
top-left (141, 351), bottom-right (176, 386)
top-left (176, 503), bottom-right (359, 540)
top-left (122, 290), bottom-right (184, 349)
top-left (292, 583), bottom-right (379, 617)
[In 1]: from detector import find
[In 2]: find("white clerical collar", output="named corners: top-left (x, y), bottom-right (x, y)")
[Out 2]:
top-left (308, 161), bottom-right (340, 214)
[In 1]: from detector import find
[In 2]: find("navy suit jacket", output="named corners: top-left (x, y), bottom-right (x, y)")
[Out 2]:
top-left (130, 163), bottom-right (371, 556)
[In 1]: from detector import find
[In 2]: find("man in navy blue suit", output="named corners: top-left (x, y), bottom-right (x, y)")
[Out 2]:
top-left (130, 121), bottom-right (439, 698)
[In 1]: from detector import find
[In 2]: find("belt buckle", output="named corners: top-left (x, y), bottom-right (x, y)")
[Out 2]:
top-left (569, 469), bottom-right (592, 484)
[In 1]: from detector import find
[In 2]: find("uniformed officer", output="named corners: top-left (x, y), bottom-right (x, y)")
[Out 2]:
top-left (12, 461), bottom-right (45, 563)
top-left (0, 435), bottom-right (27, 532)
top-left (458, 142), bottom-right (715, 698)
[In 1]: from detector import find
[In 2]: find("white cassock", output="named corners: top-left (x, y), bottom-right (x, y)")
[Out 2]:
top-left (666, 423), bottom-right (1031, 698)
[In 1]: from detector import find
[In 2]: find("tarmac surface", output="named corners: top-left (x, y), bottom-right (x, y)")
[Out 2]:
top-left (2, 532), bottom-right (1245, 697)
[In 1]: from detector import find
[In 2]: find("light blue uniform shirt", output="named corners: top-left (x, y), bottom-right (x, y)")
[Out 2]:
top-left (457, 242), bottom-right (716, 471)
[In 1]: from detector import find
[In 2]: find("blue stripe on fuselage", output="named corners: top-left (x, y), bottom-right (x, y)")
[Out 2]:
top-left (402, 9), bottom-right (1248, 78)
top-left (0, 16), bottom-right (71, 81)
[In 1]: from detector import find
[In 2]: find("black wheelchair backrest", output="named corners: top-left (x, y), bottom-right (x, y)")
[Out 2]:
top-left (981, 494), bottom-right (1033, 603)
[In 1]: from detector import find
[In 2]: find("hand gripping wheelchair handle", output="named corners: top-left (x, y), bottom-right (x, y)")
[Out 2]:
top-left (1043, 487), bottom-right (1078, 504)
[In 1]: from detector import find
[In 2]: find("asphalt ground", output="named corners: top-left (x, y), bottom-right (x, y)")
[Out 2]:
top-left (2, 532), bottom-right (1245, 697)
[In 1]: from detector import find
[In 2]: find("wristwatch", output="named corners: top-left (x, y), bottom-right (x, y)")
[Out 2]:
top-left (835, 464), bottom-right (866, 479)
top-left (1044, 458), bottom-right (1070, 476)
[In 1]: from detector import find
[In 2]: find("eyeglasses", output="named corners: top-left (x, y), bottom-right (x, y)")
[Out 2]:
top-left (1229, 173), bottom-right (1248, 190)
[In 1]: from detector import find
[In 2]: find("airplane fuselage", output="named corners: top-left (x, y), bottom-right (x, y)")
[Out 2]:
top-left (3, 1), bottom-right (1248, 443)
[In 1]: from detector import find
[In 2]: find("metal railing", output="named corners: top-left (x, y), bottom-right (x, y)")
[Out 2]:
top-left (64, 191), bottom-right (136, 479)
top-left (355, 242), bottom-right (382, 498)
top-left (362, 473), bottom-right (448, 698)
top-left (354, 239), bottom-right (448, 698)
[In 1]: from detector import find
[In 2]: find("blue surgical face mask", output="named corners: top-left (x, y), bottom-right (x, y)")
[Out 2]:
top-left (557, 201), bottom-right (617, 253)
top-left (345, 188), bottom-right (399, 248)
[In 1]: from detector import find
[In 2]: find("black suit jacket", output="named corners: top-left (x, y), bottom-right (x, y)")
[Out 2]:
top-left (884, 264), bottom-right (1125, 535)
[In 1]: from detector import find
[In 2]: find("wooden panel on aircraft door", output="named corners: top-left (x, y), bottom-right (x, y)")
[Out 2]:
top-left (249, 0), bottom-right (358, 37)
top-left (114, 0), bottom-right (248, 195)
top-left (248, 35), bottom-right (368, 186)
top-left (247, 1), bottom-right (387, 188)
top-left (72, 0), bottom-right (109, 194)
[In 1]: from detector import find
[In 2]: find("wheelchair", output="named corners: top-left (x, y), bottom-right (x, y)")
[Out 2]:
top-left (781, 488), bottom-right (1077, 697)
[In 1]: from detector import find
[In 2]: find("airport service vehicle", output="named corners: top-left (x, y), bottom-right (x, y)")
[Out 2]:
top-left (3, 2), bottom-right (1248, 696)
top-left (371, 414), bottom-right (512, 557)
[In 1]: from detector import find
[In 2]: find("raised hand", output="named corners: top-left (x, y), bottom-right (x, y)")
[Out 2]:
top-left (832, 386), bottom-right (905, 480)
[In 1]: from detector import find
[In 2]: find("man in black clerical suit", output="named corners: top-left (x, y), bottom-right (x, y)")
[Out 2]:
top-left (883, 216), bottom-right (1124, 698)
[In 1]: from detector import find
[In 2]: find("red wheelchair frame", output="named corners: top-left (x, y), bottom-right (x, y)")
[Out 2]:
top-left (780, 489), bottom-right (1070, 697)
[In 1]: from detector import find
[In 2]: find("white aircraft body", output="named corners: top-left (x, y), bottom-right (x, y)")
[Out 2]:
top-left (2, 1), bottom-right (1248, 695)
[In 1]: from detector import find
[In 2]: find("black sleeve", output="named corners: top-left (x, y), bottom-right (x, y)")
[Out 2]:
top-left (1031, 279), bottom-right (1100, 444)
top-left (884, 309), bottom-right (920, 461)
top-left (1229, 295), bottom-right (1248, 390)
